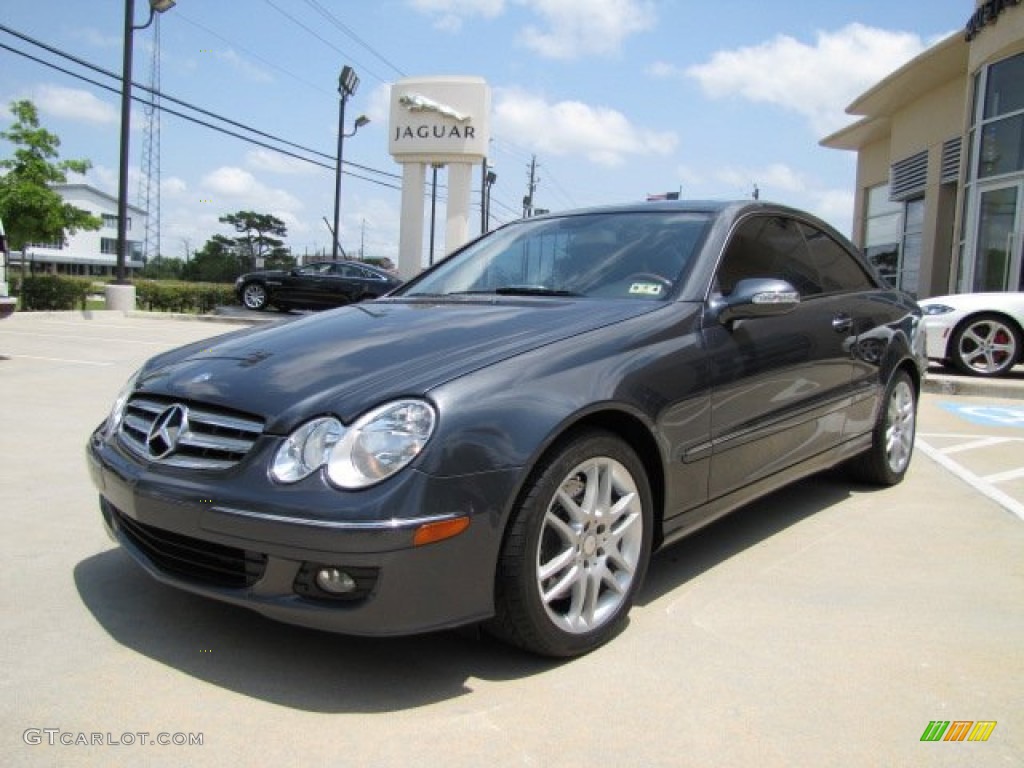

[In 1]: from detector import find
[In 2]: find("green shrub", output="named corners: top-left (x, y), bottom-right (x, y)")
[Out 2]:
top-left (135, 280), bottom-right (235, 313)
top-left (13, 275), bottom-right (93, 311)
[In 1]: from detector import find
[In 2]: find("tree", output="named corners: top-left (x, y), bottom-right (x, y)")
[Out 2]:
top-left (183, 235), bottom-right (243, 283)
top-left (219, 210), bottom-right (289, 270)
top-left (0, 100), bottom-right (100, 250)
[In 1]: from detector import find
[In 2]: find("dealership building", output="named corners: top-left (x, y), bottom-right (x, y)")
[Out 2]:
top-left (10, 183), bottom-right (147, 276)
top-left (821, 0), bottom-right (1024, 299)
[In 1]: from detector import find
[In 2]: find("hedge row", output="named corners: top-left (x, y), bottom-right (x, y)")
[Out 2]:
top-left (135, 280), bottom-right (236, 313)
top-left (9, 275), bottom-right (237, 313)
top-left (11, 275), bottom-right (93, 311)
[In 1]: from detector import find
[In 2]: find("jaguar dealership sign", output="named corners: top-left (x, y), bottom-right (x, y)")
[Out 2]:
top-left (389, 77), bottom-right (491, 278)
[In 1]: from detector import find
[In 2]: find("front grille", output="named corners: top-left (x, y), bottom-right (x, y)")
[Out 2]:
top-left (119, 395), bottom-right (264, 470)
top-left (111, 505), bottom-right (267, 589)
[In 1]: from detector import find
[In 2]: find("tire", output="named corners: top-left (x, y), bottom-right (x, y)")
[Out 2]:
top-left (849, 369), bottom-right (917, 486)
top-left (488, 430), bottom-right (653, 657)
top-left (950, 313), bottom-right (1022, 377)
top-left (240, 281), bottom-right (269, 311)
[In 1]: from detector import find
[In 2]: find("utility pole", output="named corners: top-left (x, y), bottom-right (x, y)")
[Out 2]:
top-left (523, 155), bottom-right (539, 217)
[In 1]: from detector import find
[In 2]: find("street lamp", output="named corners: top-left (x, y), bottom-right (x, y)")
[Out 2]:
top-left (115, 0), bottom-right (175, 289)
top-left (331, 66), bottom-right (368, 260)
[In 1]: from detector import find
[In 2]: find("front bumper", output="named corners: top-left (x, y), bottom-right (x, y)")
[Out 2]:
top-left (921, 314), bottom-right (956, 360)
top-left (87, 426), bottom-right (520, 636)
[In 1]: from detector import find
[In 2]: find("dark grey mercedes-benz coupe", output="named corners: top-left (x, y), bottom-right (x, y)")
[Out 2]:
top-left (88, 200), bottom-right (925, 657)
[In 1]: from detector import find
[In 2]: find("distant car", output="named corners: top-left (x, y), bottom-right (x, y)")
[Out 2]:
top-left (919, 292), bottom-right (1024, 377)
top-left (234, 260), bottom-right (402, 311)
top-left (89, 200), bottom-right (924, 657)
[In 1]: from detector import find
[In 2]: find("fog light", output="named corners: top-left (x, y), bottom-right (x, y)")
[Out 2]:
top-left (315, 567), bottom-right (357, 594)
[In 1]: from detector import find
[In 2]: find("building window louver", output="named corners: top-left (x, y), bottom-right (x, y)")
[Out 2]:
top-left (889, 151), bottom-right (928, 201)
top-left (940, 138), bottom-right (961, 184)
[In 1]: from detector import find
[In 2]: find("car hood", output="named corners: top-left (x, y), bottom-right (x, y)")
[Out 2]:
top-left (136, 298), bottom-right (663, 432)
top-left (239, 269), bottom-right (287, 280)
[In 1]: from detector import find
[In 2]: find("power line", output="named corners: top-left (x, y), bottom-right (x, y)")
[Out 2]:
top-left (174, 12), bottom-right (333, 97)
top-left (261, 0), bottom-right (391, 85)
top-left (0, 24), bottom-right (404, 186)
top-left (300, 0), bottom-right (406, 79)
top-left (0, 39), bottom-right (403, 192)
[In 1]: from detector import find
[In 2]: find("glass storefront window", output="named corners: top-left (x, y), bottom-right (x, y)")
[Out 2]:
top-left (978, 114), bottom-right (1024, 178)
top-left (864, 184), bottom-right (902, 286)
top-left (983, 52), bottom-right (1024, 119)
top-left (900, 198), bottom-right (925, 296)
top-left (973, 186), bottom-right (1017, 292)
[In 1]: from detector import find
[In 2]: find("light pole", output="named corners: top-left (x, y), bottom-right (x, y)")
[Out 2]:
top-left (484, 167), bottom-right (497, 234)
top-left (331, 66), bottom-right (368, 261)
top-left (428, 163), bottom-right (444, 265)
top-left (115, 0), bottom-right (175, 288)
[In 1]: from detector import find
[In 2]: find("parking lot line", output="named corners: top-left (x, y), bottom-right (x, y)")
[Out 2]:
top-left (916, 439), bottom-right (1024, 522)
top-left (983, 466), bottom-right (1024, 484)
top-left (2, 353), bottom-right (113, 366)
top-left (939, 436), bottom-right (1016, 454)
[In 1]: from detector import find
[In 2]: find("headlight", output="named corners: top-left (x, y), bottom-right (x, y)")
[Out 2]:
top-left (103, 369), bottom-right (141, 439)
top-left (921, 304), bottom-right (954, 316)
top-left (271, 400), bottom-right (436, 489)
top-left (270, 417), bottom-right (343, 484)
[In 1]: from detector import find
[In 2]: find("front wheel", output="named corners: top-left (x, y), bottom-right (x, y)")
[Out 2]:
top-left (849, 369), bottom-right (917, 486)
top-left (950, 313), bottom-right (1021, 377)
top-left (240, 281), bottom-right (269, 311)
top-left (488, 431), bottom-right (653, 657)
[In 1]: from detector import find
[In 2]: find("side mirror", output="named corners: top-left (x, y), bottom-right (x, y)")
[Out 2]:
top-left (710, 278), bottom-right (800, 327)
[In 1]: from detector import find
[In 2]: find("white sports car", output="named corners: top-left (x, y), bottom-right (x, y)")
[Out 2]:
top-left (919, 292), bottom-right (1024, 377)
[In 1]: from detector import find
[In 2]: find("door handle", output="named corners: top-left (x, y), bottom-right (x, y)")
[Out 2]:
top-left (832, 313), bottom-right (853, 333)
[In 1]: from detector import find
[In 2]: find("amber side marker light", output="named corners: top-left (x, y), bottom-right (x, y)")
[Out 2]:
top-left (413, 516), bottom-right (470, 547)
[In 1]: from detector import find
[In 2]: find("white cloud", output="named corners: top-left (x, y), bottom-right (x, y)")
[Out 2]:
top-left (408, 0), bottom-right (654, 57)
top-left (161, 177), bottom-right (188, 197)
top-left (245, 148), bottom-right (319, 175)
top-left (518, 0), bottom-right (656, 59)
top-left (214, 49), bottom-right (274, 83)
top-left (494, 88), bottom-right (677, 167)
top-left (715, 163), bottom-right (806, 194)
top-left (33, 85), bottom-right (118, 125)
top-left (200, 166), bottom-right (303, 213)
top-left (71, 27), bottom-right (121, 49)
top-left (685, 23), bottom-right (930, 133)
top-left (408, 0), bottom-right (506, 32)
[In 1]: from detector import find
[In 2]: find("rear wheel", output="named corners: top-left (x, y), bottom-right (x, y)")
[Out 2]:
top-left (950, 313), bottom-right (1021, 377)
top-left (488, 431), bottom-right (653, 657)
top-left (849, 369), bottom-right (916, 486)
top-left (241, 282), bottom-right (269, 311)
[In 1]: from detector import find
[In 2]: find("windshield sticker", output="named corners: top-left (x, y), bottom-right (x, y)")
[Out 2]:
top-left (629, 282), bottom-right (663, 296)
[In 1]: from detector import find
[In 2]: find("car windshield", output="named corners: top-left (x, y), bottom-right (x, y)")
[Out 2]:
top-left (400, 211), bottom-right (712, 300)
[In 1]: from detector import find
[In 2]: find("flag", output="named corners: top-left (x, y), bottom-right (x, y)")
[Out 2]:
top-left (646, 192), bottom-right (680, 201)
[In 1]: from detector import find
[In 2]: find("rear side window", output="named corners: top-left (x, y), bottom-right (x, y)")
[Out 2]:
top-left (799, 222), bottom-right (874, 293)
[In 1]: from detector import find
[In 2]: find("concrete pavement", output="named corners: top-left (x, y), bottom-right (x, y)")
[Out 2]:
top-left (1, 310), bottom-right (1021, 767)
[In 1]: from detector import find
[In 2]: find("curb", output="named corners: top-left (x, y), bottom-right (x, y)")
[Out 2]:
top-left (923, 370), bottom-right (1024, 401)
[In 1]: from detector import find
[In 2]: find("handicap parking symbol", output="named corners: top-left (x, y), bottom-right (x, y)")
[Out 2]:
top-left (939, 402), bottom-right (1024, 427)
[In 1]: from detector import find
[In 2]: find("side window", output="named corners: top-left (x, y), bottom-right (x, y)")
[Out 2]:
top-left (799, 223), bottom-right (874, 293)
top-left (717, 216), bottom-right (822, 296)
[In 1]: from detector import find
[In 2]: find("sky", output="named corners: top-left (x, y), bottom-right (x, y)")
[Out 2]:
top-left (0, 0), bottom-right (972, 264)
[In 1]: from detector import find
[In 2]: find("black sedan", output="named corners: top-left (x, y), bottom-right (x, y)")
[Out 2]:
top-left (234, 260), bottom-right (402, 311)
top-left (88, 201), bottom-right (925, 657)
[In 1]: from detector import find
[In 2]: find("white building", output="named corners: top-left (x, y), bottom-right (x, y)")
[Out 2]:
top-left (15, 183), bottom-right (147, 276)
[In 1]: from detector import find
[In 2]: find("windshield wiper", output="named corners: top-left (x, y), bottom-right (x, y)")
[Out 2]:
top-left (492, 285), bottom-right (580, 296)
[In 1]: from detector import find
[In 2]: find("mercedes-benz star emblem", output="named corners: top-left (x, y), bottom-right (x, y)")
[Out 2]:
top-left (146, 404), bottom-right (189, 459)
